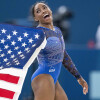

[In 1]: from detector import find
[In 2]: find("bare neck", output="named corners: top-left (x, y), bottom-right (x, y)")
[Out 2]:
top-left (38, 22), bottom-right (54, 31)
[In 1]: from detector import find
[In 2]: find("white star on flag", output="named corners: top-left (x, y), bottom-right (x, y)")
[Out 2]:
top-left (18, 51), bottom-right (22, 55)
top-left (13, 58), bottom-right (17, 61)
top-left (28, 38), bottom-right (33, 43)
top-left (4, 44), bottom-right (9, 49)
top-left (18, 36), bottom-right (23, 42)
top-left (3, 58), bottom-right (8, 62)
top-left (25, 47), bottom-right (29, 51)
top-left (6, 62), bottom-right (11, 66)
top-left (35, 33), bottom-right (39, 39)
top-left (0, 53), bottom-right (5, 57)
top-left (0, 48), bottom-right (2, 52)
top-left (11, 41), bottom-right (16, 46)
top-left (1, 29), bottom-right (7, 33)
top-left (15, 62), bottom-right (20, 65)
top-left (19, 54), bottom-right (24, 57)
top-left (32, 44), bottom-right (36, 47)
top-left (14, 46), bottom-right (19, 50)
top-left (21, 56), bottom-right (25, 59)
top-left (10, 54), bottom-right (15, 58)
top-left (0, 66), bottom-right (3, 69)
top-left (1, 38), bottom-right (5, 44)
top-left (26, 50), bottom-right (30, 53)
top-left (23, 32), bottom-right (28, 37)
top-left (7, 34), bottom-right (12, 39)
top-left (22, 42), bottom-right (27, 47)
top-left (7, 49), bottom-right (12, 54)
top-left (12, 30), bottom-right (17, 35)
top-left (13, 59), bottom-right (19, 63)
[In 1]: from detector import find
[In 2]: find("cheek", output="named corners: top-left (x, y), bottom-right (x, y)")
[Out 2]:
top-left (48, 8), bottom-right (52, 14)
top-left (50, 10), bottom-right (52, 14)
top-left (49, 10), bottom-right (52, 16)
top-left (35, 13), bottom-right (42, 20)
top-left (50, 11), bottom-right (52, 16)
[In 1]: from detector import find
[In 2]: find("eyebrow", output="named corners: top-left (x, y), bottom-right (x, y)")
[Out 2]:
top-left (42, 5), bottom-right (47, 7)
top-left (36, 8), bottom-right (40, 11)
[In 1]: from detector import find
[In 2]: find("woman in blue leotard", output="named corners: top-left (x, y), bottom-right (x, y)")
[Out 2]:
top-left (31, 1), bottom-right (88, 100)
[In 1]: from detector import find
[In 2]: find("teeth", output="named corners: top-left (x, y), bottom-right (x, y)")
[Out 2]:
top-left (43, 14), bottom-right (49, 18)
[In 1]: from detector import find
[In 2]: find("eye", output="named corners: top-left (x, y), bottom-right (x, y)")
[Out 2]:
top-left (43, 5), bottom-right (47, 9)
top-left (36, 10), bottom-right (41, 13)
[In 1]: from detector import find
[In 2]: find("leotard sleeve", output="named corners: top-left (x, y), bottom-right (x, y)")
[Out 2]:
top-left (62, 50), bottom-right (82, 79)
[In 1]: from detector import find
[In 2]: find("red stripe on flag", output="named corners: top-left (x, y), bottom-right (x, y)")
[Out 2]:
top-left (0, 74), bottom-right (19, 84)
top-left (0, 88), bottom-right (15, 99)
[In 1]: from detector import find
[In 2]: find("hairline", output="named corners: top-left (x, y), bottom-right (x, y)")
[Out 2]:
top-left (31, 1), bottom-right (49, 17)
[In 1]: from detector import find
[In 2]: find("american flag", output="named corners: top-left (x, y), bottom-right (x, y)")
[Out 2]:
top-left (0, 24), bottom-right (46, 100)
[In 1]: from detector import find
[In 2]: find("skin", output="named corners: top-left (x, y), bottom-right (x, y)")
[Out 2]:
top-left (34, 3), bottom-right (54, 30)
top-left (32, 3), bottom-right (88, 100)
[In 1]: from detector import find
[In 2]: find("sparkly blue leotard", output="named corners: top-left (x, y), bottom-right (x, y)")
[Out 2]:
top-left (31, 26), bottom-right (81, 84)
top-left (31, 26), bottom-right (65, 84)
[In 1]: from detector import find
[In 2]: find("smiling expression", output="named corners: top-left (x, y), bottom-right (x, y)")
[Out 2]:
top-left (34, 3), bottom-right (53, 24)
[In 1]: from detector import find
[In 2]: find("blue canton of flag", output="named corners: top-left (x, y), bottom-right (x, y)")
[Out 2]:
top-left (0, 24), bottom-right (46, 70)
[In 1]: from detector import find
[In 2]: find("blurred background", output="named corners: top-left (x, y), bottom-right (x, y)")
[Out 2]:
top-left (0, 0), bottom-right (100, 100)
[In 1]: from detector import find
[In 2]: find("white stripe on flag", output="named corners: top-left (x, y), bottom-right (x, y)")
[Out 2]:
top-left (0, 38), bottom-right (47, 100)
top-left (0, 78), bottom-right (24, 92)
top-left (0, 68), bottom-right (27, 77)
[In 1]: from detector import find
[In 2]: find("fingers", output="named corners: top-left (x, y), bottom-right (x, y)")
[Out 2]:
top-left (83, 83), bottom-right (88, 95)
top-left (83, 87), bottom-right (87, 95)
top-left (77, 78), bottom-right (88, 95)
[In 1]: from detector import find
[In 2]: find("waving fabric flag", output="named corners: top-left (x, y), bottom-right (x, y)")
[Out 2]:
top-left (0, 24), bottom-right (46, 100)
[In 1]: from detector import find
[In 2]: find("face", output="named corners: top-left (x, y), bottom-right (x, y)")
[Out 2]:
top-left (34, 3), bottom-right (53, 24)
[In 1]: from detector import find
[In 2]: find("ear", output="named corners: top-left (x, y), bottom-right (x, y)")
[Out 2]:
top-left (34, 17), bottom-right (39, 22)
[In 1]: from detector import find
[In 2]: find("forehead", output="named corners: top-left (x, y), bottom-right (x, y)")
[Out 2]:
top-left (35, 3), bottom-right (49, 10)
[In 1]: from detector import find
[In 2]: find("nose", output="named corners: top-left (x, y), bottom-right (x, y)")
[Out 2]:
top-left (42, 9), bottom-right (47, 14)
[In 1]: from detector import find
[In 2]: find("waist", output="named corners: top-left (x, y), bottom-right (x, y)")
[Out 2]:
top-left (38, 59), bottom-right (63, 66)
top-left (38, 60), bottom-right (62, 67)
top-left (38, 61), bottom-right (62, 74)
top-left (37, 53), bottom-right (64, 66)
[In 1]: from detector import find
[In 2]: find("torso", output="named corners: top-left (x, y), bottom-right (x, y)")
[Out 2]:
top-left (37, 26), bottom-right (65, 66)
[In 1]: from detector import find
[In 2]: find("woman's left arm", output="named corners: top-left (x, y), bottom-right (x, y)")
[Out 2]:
top-left (62, 50), bottom-right (88, 95)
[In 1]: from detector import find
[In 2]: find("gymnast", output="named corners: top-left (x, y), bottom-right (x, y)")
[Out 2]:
top-left (31, 1), bottom-right (88, 100)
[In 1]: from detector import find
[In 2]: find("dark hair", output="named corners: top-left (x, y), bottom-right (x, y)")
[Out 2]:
top-left (31, 1), bottom-right (48, 17)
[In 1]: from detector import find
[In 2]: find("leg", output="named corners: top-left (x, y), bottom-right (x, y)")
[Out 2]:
top-left (31, 74), bottom-right (55, 100)
top-left (54, 81), bottom-right (68, 100)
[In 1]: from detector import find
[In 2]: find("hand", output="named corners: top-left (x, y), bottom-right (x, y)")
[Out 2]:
top-left (77, 77), bottom-right (88, 95)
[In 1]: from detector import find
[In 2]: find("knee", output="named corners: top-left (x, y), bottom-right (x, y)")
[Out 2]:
top-left (55, 89), bottom-right (68, 100)
top-left (55, 81), bottom-right (68, 100)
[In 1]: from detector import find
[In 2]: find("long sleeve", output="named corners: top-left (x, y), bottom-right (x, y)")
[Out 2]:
top-left (62, 50), bottom-right (82, 80)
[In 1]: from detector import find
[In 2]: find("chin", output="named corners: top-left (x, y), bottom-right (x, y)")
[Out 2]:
top-left (44, 19), bottom-right (53, 24)
top-left (45, 21), bottom-right (52, 24)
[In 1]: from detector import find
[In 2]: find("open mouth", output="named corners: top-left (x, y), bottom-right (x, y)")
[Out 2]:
top-left (43, 14), bottom-right (50, 19)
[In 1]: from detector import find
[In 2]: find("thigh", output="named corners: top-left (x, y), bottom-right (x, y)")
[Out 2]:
top-left (31, 74), bottom-right (55, 100)
top-left (54, 81), bottom-right (68, 100)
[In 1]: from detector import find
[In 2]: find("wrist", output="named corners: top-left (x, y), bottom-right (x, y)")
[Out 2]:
top-left (76, 74), bottom-right (82, 80)
top-left (77, 77), bottom-right (84, 82)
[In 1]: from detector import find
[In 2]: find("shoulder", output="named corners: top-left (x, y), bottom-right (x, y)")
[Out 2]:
top-left (54, 26), bottom-right (62, 32)
top-left (54, 26), bottom-right (63, 36)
